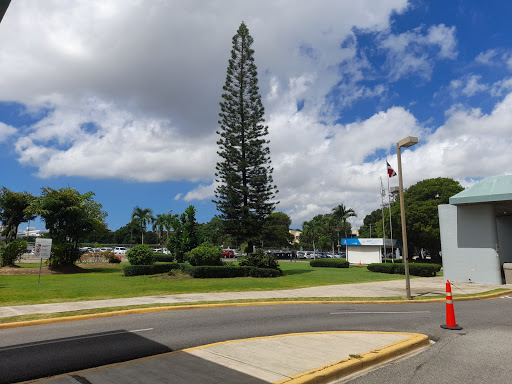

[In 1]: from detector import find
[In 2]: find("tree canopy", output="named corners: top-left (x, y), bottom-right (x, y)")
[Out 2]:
top-left (28, 187), bottom-right (106, 266)
top-left (0, 187), bottom-right (36, 243)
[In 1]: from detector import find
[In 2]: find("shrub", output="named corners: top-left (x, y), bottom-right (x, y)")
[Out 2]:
top-left (180, 264), bottom-right (283, 278)
top-left (127, 244), bottom-right (155, 265)
top-left (49, 243), bottom-right (82, 267)
top-left (409, 263), bottom-right (442, 277)
top-left (367, 263), bottom-right (441, 277)
top-left (248, 267), bottom-right (283, 277)
top-left (105, 250), bottom-right (121, 264)
top-left (310, 259), bottom-right (349, 268)
top-left (238, 250), bottom-right (280, 270)
top-left (185, 246), bottom-right (223, 266)
top-left (181, 265), bottom-right (250, 278)
top-left (153, 254), bottom-right (175, 262)
top-left (367, 263), bottom-right (395, 274)
top-left (123, 262), bottom-right (182, 276)
top-left (0, 239), bottom-right (28, 267)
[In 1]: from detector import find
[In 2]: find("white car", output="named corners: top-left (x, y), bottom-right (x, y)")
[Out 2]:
top-left (114, 247), bottom-right (127, 256)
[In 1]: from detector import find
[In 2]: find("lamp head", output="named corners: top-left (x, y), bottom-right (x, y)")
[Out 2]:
top-left (398, 136), bottom-right (419, 148)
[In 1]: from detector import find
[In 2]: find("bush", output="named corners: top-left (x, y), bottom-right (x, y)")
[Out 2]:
top-left (238, 250), bottom-right (280, 270)
top-left (153, 254), bottom-right (175, 262)
top-left (409, 263), bottom-right (442, 277)
top-left (49, 242), bottom-right (82, 267)
top-left (367, 263), bottom-right (395, 274)
top-left (367, 263), bottom-right (441, 277)
top-left (105, 250), bottom-right (121, 263)
top-left (180, 264), bottom-right (283, 278)
top-left (310, 259), bottom-right (349, 268)
top-left (247, 267), bottom-right (283, 277)
top-left (123, 262), bottom-right (182, 276)
top-left (127, 244), bottom-right (155, 265)
top-left (0, 239), bottom-right (28, 267)
top-left (185, 246), bottom-right (223, 266)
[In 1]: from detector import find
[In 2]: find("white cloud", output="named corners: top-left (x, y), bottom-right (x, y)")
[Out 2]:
top-left (475, 49), bottom-right (498, 65)
top-left (184, 182), bottom-right (217, 202)
top-left (14, 97), bottom-right (219, 182)
top-left (380, 24), bottom-right (457, 80)
top-left (461, 75), bottom-right (488, 96)
top-left (449, 75), bottom-right (488, 97)
top-left (491, 77), bottom-right (512, 97)
top-left (0, 122), bottom-right (17, 142)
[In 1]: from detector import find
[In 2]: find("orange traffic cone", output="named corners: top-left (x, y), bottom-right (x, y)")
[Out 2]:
top-left (359, 260), bottom-right (362, 265)
top-left (440, 280), bottom-right (463, 330)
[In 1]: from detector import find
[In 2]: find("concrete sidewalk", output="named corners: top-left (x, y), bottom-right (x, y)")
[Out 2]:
top-left (35, 331), bottom-right (430, 384)
top-left (0, 276), bottom-right (504, 319)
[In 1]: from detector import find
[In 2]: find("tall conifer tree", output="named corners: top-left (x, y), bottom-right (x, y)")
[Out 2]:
top-left (214, 22), bottom-right (278, 250)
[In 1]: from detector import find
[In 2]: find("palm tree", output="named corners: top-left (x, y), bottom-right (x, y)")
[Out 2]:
top-left (332, 204), bottom-right (357, 250)
top-left (152, 214), bottom-right (168, 246)
top-left (302, 220), bottom-right (320, 257)
top-left (131, 206), bottom-right (154, 244)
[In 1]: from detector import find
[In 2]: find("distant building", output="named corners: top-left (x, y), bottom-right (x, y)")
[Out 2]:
top-left (341, 238), bottom-right (402, 264)
top-left (289, 229), bottom-right (301, 244)
top-left (18, 228), bottom-right (49, 238)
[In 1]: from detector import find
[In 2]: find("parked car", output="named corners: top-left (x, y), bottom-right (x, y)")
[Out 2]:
top-left (297, 251), bottom-right (307, 259)
top-left (79, 247), bottom-right (93, 253)
top-left (222, 249), bottom-right (235, 258)
top-left (114, 247), bottom-right (128, 256)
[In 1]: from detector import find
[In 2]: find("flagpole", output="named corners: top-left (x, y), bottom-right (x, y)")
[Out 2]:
top-left (380, 177), bottom-right (386, 262)
top-left (387, 174), bottom-right (394, 263)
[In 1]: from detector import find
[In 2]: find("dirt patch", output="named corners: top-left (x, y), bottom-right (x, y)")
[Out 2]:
top-left (0, 263), bottom-right (120, 275)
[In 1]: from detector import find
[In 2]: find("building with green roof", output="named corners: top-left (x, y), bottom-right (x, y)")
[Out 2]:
top-left (438, 175), bottom-right (512, 285)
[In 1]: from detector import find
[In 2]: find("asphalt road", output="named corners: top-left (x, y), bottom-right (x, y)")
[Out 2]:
top-left (1, 297), bottom-right (511, 383)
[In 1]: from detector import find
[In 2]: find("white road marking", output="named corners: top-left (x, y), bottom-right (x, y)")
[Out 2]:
top-left (0, 328), bottom-right (154, 352)
top-left (330, 311), bottom-right (431, 315)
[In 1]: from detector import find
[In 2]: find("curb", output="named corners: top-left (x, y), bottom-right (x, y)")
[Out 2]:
top-left (26, 331), bottom-right (430, 384)
top-left (1, 289), bottom-right (511, 330)
top-left (272, 332), bottom-right (430, 384)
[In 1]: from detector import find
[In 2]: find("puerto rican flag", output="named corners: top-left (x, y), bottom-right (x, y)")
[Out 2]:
top-left (387, 161), bottom-right (397, 177)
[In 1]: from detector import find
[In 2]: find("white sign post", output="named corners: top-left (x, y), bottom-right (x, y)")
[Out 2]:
top-left (35, 238), bottom-right (52, 284)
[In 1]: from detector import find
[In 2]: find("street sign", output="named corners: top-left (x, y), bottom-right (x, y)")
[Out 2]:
top-left (34, 238), bottom-right (52, 259)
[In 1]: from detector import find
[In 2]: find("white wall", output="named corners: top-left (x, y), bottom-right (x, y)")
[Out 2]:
top-left (347, 245), bottom-right (381, 264)
top-left (439, 204), bottom-right (503, 285)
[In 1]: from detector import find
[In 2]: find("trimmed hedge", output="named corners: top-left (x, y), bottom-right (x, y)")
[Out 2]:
top-left (181, 264), bottom-right (283, 278)
top-left (123, 263), bottom-right (283, 278)
top-left (367, 263), bottom-right (441, 277)
top-left (310, 259), bottom-right (349, 268)
top-left (153, 254), bottom-right (175, 262)
top-left (185, 246), bottom-right (223, 266)
top-left (123, 262), bottom-right (182, 276)
top-left (238, 251), bottom-right (280, 270)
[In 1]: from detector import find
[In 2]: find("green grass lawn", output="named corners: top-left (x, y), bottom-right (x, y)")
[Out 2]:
top-left (0, 261), bottom-right (407, 306)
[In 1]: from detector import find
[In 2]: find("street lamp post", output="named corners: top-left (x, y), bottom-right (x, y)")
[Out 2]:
top-left (396, 136), bottom-right (418, 300)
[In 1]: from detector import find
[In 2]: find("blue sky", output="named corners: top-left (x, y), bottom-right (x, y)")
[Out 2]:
top-left (1, 1), bottom-right (512, 231)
